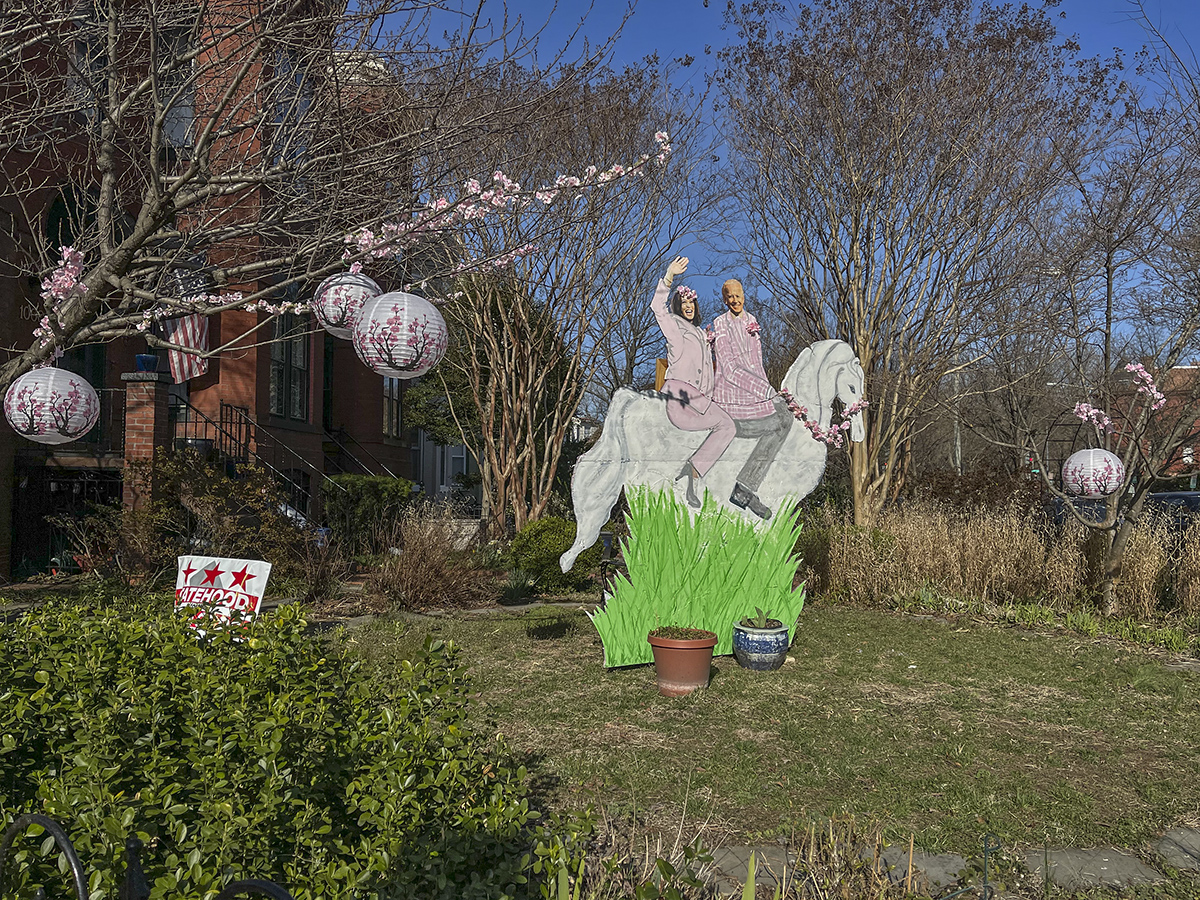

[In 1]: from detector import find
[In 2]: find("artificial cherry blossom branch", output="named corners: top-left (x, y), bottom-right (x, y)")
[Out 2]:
top-left (779, 388), bottom-right (869, 448)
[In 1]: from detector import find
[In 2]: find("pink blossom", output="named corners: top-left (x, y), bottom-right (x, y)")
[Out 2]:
top-left (746, 321), bottom-right (761, 337)
top-left (778, 386), bottom-right (867, 448)
top-left (1074, 402), bottom-right (1113, 436)
top-left (1125, 362), bottom-right (1167, 410)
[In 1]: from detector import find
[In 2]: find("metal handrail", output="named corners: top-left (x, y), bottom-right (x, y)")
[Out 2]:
top-left (221, 404), bottom-right (346, 494)
top-left (168, 398), bottom-right (343, 496)
top-left (0, 816), bottom-right (295, 900)
top-left (323, 427), bottom-right (397, 478)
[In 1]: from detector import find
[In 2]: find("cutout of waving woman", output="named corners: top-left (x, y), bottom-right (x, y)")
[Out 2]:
top-left (651, 255), bottom-right (736, 507)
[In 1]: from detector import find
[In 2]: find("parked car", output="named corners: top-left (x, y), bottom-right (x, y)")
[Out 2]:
top-left (1046, 496), bottom-right (1113, 526)
top-left (1048, 491), bottom-right (1200, 531)
top-left (1144, 491), bottom-right (1200, 532)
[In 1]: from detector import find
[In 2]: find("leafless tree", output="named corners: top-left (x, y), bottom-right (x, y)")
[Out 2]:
top-left (0, 0), bottom-right (634, 387)
top-left (715, 0), bottom-right (1105, 525)
top-left (996, 54), bottom-right (1200, 614)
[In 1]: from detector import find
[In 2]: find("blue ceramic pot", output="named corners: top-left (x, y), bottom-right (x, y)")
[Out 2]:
top-left (135, 353), bottom-right (159, 372)
top-left (732, 621), bottom-right (791, 671)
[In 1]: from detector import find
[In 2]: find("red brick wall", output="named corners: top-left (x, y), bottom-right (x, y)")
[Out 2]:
top-left (122, 372), bottom-right (172, 507)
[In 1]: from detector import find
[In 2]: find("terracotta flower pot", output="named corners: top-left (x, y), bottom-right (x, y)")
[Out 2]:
top-left (647, 628), bottom-right (718, 697)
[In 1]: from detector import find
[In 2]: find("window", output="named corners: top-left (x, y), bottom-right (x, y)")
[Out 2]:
top-left (269, 313), bottom-right (309, 421)
top-left (66, 3), bottom-right (104, 127)
top-left (437, 443), bottom-right (466, 492)
top-left (383, 377), bottom-right (403, 438)
top-left (160, 29), bottom-right (196, 152)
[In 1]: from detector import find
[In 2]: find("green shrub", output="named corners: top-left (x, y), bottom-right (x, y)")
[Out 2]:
top-left (0, 603), bottom-right (541, 900)
top-left (320, 474), bottom-right (416, 553)
top-left (507, 518), bottom-right (601, 594)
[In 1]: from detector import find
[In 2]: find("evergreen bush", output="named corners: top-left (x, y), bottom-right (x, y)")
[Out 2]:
top-left (507, 518), bottom-right (601, 594)
top-left (0, 603), bottom-right (541, 900)
top-left (320, 474), bottom-right (416, 552)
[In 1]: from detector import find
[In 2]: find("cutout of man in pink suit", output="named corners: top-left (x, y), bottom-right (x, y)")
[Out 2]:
top-left (651, 256), bottom-right (736, 507)
top-left (711, 278), bottom-right (793, 519)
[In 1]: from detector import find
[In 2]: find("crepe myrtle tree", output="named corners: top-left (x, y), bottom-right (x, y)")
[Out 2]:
top-left (0, 0), bottom-right (667, 387)
top-left (715, 0), bottom-right (1108, 526)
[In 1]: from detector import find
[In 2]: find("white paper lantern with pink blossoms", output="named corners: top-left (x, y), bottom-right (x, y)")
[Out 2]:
top-left (1062, 448), bottom-right (1125, 498)
top-left (313, 272), bottom-right (381, 340)
top-left (3, 367), bottom-right (100, 445)
top-left (352, 292), bottom-right (448, 379)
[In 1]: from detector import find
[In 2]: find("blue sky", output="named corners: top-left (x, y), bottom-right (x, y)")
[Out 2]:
top-left (486, 0), bottom-right (1199, 73)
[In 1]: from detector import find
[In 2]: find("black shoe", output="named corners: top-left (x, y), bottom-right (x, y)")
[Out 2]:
top-left (676, 462), bottom-right (701, 508)
top-left (730, 482), bottom-right (772, 520)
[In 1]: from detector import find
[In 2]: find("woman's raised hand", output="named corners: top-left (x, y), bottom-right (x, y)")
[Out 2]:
top-left (665, 255), bottom-right (689, 281)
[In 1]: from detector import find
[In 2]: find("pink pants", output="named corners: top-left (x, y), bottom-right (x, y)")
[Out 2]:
top-left (662, 379), bottom-right (736, 477)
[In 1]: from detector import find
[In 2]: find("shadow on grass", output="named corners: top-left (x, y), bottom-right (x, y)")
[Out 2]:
top-left (526, 615), bottom-right (580, 640)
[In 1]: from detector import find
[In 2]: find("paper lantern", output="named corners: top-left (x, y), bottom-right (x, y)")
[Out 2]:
top-left (352, 292), bottom-right (448, 379)
top-left (4, 367), bottom-right (100, 445)
top-left (1062, 448), bottom-right (1124, 498)
top-left (312, 272), bottom-right (381, 340)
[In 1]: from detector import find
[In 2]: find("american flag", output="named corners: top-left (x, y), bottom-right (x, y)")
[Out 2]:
top-left (162, 314), bottom-right (209, 383)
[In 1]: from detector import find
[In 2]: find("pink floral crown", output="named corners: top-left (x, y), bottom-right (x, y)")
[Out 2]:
top-left (675, 285), bottom-right (698, 304)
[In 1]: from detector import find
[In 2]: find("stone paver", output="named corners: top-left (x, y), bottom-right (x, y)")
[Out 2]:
top-left (708, 845), bottom-right (792, 896)
top-left (874, 846), bottom-right (967, 891)
top-left (1021, 847), bottom-right (1164, 890)
top-left (1154, 827), bottom-right (1200, 872)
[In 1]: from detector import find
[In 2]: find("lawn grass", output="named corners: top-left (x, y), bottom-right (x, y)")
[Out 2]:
top-left (348, 602), bottom-right (1200, 858)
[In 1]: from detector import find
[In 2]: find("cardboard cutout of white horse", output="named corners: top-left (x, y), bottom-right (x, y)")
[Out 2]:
top-left (560, 339), bottom-right (866, 571)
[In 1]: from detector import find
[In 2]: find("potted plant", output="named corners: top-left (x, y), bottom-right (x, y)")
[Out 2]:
top-left (647, 625), bottom-right (718, 697)
top-left (732, 607), bottom-right (791, 671)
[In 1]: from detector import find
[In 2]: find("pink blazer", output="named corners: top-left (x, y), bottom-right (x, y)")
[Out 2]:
top-left (711, 310), bottom-right (775, 419)
top-left (651, 278), bottom-right (715, 399)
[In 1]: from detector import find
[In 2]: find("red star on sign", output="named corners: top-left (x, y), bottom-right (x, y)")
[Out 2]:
top-left (181, 561), bottom-right (196, 581)
top-left (202, 565), bottom-right (224, 586)
top-left (229, 565), bottom-right (256, 589)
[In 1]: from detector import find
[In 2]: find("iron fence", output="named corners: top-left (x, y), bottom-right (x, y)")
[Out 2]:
top-left (0, 814), bottom-right (294, 900)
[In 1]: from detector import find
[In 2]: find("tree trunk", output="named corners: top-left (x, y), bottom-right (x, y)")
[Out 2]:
top-left (1100, 520), bottom-right (1133, 617)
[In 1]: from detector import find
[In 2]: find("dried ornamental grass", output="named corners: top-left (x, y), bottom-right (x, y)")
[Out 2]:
top-left (367, 502), bottom-right (489, 609)
top-left (1175, 526), bottom-right (1200, 616)
top-left (1115, 516), bottom-right (1172, 620)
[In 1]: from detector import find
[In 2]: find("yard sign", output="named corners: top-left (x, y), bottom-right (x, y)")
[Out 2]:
top-left (175, 556), bottom-right (272, 632)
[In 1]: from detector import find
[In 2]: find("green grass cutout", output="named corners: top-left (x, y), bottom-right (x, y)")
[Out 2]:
top-left (588, 486), bottom-right (806, 667)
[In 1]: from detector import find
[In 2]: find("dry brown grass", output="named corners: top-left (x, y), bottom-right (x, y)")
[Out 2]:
top-left (1175, 527), bottom-right (1200, 617)
top-left (797, 500), bottom-right (1198, 618)
top-left (1117, 516), bottom-right (1173, 620)
top-left (365, 502), bottom-right (494, 609)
